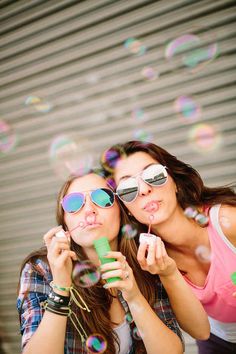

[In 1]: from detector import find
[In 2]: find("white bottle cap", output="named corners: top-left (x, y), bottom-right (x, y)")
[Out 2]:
top-left (55, 229), bottom-right (66, 238)
top-left (139, 233), bottom-right (157, 245)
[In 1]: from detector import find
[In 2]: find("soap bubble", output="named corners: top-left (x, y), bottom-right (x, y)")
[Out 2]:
top-left (195, 245), bottom-right (212, 263)
top-left (101, 148), bottom-right (122, 172)
top-left (25, 95), bottom-right (52, 113)
top-left (141, 67), bottom-right (159, 81)
top-left (49, 134), bottom-right (94, 180)
top-left (188, 124), bottom-right (222, 153)
top-left (133, 129), bottom-right (153, 142)
top-left (219, 216), bottom-right (231, 228)
top-left (86, 333), bottom-right (107, 353)
top-left (132, 327), bottom-right (143, 340)
top-left (121, 224), bottom-right (138, 239)
top-left (0, 120), bottom-right (18, 154)
top-left (125, 312), bottom-right (134, 324)
top-left (124, 38), bottom-right (146, 56)
top-left (72, 261), bottom-right (100, 288)
top-left (165, 33), bottom-right (219, 73)
top-left (174, 96), bottom-right (201, 123)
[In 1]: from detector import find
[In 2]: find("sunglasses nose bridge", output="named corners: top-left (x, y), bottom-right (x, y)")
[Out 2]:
top-left (137, 175), bottom-right (152, 195)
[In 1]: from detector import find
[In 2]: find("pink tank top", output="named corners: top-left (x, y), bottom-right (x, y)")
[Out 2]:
top-left (183, 204), bottom-right (236, 323)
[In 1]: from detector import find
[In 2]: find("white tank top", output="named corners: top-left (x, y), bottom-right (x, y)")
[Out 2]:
top-left (114, 320), bottom-right (132, 353)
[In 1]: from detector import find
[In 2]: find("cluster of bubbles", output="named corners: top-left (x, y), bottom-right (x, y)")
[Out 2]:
top-left (25, 95), bottom-right (52, 113)
top-left (72, 261), bottom-right (100, 288)
top-left (85, 333), bottom-right (107, 353)
top-left (49, 134), bottom-right (94, 180)
top-left (0, 120), bottom-right (18, 154)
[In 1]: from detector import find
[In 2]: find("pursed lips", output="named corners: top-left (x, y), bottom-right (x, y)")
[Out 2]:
top-left (143, 200), bottom-right (160, 212)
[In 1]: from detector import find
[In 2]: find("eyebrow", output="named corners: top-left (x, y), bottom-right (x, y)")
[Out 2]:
top-left (118, 163), bottom-right (156, 182)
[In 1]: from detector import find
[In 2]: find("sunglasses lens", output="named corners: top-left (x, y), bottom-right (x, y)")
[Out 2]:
top-left (91, 188), bottom-right (114, 208)
top-left (117, 178), bottom-right (138, 202)
top-left (62, 193), bottom-right (84, 213)
top-left (142, 164), bottom-right (167, 186)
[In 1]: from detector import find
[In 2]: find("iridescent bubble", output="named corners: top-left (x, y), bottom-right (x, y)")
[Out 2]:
top-left (49, 134), bottom-right (94, 180)
top-left (165, 34), bottom-right (200, 59)
top-left (0, 120), bottom-right (18, 154)
top-left (125, 312), bottom-right (134, 324)
top-left (220, 216), bottom-right (231, 228)
top-left (25, 95), bottom-right (52, 113)
top-left (72, 261), bottom-right (100, 288)
top-left (165, 33), bottom-right (219, 73)
top-left (121, 224), bottom-right (138, 240)
top-left (132, 327), bottom-right (142, 340)
top-left (195, 245), bottom-right (212, 263)
top-left (230, 272), bottom-right (236, 285)
top-left (184, 206), bottom-right (198, 219)
top-left (141, 67), bottom-right (158, 81)
top-left (124, 38), bottom-right (146, 56)
top-left (174, 96), bottom-right (201, 123)
top-left (133, 129), bottom-right (153, 142)
top-left (101, 148), bottom-right (121, 173)
top-left (86, 333), bottom-right (107, 353)
top-left (131, 107), bottom-right (148, 123)
top-left (188, 124), bottom-right (222, 153)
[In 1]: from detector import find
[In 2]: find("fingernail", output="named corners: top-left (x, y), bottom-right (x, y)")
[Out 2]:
top-left (101, 274), bottom-right (106, 279)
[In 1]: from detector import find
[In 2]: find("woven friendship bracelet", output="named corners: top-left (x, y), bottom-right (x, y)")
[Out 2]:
top-left (50, 281), bottom-right (71, 292)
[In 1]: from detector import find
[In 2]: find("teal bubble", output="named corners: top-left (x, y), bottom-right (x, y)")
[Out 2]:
top-left (86, 334), bottom-right (107, 353)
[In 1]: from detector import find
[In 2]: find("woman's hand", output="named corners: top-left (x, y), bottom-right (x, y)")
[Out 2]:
top-left (137, 237), bottom-right (177, 277)
top-left (99, 251), bottom-right (141, 303)
top-left (43, 226), bottom-right (77, 290)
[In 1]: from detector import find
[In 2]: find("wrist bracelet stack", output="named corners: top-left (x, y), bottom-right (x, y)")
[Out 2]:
top-left (44, 290), bottom-right (70, 316)
top-left (43, 281), bottom-right (91, 344)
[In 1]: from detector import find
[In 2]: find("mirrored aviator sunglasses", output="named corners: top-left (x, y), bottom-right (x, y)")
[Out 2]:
top-left (61, 188), bottom-right (115, 213)
top-left (116, 164), bottom-right (168, 203)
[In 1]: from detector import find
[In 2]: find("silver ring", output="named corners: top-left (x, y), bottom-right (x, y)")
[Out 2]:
top-left (124, 271), bottom-right (129, 279)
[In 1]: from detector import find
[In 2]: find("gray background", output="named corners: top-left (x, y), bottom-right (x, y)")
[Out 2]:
top-left (0, 0), bottom-right (236, 352)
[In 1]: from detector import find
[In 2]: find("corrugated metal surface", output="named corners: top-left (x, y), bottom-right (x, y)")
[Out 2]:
top-left (0, 0), bottom-right (235, 352)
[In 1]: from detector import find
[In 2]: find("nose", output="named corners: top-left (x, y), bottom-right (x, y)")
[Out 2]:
top-left (137, 177), bottom-right (152, 197)
top-left (83, 195), bottom-right (97, 214)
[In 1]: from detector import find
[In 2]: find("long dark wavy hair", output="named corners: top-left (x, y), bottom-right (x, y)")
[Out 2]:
top-left (17, 172), bottom-right (158, 354)
top-left (100, 140), bottom-right (236, 211)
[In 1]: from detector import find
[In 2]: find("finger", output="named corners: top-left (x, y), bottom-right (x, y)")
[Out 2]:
top-left (101, 269), bottom-right (123, 280)
top-left (146, 241), bottom-right (156, 266)
top-left (44, 226), bottom-right (63, 245)
top-left (100, 261), bottom-right (122, 272)
top-left (158, 242), bottom-right (166, 270)
top-left (103, 251), bottom-right (124, 260)
top-left (137, 242), bottom-right (148, 266)
top-left (155, 238), bottom-right (163, 259)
